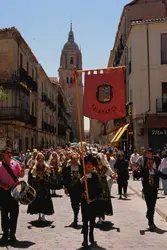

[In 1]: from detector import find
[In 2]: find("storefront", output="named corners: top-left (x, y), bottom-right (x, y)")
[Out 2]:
top-left (147, 116), bottom-right (167, 151)
top-left (148, 128), bottom-right (167, 151)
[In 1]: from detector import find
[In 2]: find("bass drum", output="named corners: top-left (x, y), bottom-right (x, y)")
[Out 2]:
top-left (11, 181), bottom-right (36, 205)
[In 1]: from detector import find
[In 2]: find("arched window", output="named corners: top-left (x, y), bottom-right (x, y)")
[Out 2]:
top-left (70, 57), bottom-right (73, 64)
top-left (70, 77), bottom-right (73, 83)
top-left (67, 77), bottom-right (69, 83)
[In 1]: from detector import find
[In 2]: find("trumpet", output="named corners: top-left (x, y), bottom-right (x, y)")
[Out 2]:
top-left (10, 157), bottom-right (25, 167)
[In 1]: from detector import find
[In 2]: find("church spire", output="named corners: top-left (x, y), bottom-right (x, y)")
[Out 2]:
top-left (68, 22), bottom-right (74, 43)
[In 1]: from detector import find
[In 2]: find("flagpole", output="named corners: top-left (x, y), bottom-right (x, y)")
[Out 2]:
top-left (73, 67), bottom-right (90, 203)
top-left (76, 66), bottom-right (125, 74)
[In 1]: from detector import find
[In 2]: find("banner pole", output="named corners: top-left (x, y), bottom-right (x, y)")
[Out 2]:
top-left (76, 66), bottom-right (125, 74)
top-left (73, 68), bottom-right (90, 203)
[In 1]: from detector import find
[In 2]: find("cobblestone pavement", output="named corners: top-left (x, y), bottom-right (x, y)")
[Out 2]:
top-left (1, 175), bottom-right (167, 250)
top-left (128, 176), bottom-right (167, 221)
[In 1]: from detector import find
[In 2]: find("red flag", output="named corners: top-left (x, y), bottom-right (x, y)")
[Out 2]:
top-left (83, 67), bottom-right (126, 123)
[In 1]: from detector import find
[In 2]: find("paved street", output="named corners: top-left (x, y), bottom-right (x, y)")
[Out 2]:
top-left (128, 177), bottom-right (167, 222)
top-left (1, 176), bottom-right (167, 250)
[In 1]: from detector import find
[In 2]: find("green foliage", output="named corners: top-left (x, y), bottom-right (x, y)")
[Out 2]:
top-left (0, 87), bottom-right (8, 101)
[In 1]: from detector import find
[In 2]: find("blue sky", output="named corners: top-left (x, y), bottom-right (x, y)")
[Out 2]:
top-left (1, 0), bottom-right (129, 130)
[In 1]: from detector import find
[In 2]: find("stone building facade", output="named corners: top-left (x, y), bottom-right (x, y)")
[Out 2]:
top-left (0, 27), bottom-right (70, 151)
top-left (59, 24), bottom-right (84, 142)
top-left (100, 0), bottom-right (167, 153)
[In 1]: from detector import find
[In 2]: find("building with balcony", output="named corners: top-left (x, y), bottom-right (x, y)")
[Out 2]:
top-left (106, 0), bottom-right (167, 154)
top-left (90, 0), bottom-right (167, 149)
top-left (50, 77), bottom-right (72, 145)
top-left (0, 27), bottom-right (58, 151)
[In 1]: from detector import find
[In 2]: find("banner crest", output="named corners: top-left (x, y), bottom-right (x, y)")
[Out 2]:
top-left (83, 67), bottom-right (126, 123)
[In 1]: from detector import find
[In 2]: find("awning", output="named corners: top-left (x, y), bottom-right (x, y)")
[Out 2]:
top-left (114, 123), bottom-right (130, 142)
top-left (111, 127), bottom-right (123, 143)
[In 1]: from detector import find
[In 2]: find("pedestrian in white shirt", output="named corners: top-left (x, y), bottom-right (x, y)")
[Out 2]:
top-left (106, 151), bottom-right (117, 196)
top-left (130, 149), bottom-right (140, 180)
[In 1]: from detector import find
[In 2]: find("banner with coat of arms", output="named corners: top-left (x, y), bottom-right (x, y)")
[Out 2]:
top-left (83, 67), bottom-right (126, 123)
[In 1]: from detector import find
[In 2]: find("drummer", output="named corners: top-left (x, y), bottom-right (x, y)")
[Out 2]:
top-left (0, 146), bottom-right (25, 245)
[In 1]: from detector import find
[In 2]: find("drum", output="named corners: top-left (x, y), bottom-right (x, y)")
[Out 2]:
top-left (11, 181), bottom-right (36, 205)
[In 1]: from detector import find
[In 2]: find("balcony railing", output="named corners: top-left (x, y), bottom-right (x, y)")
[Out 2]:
top-left (28, 115), bottom-right (37, 127)
top-left (42, 93), bottom-right (47, 103)
top-left (0, 107), bottom-right (29, 123)
top-left (42, 121), bottom-right (56, 134)
top-left (58, 123), bottom-right (66, 136)
top-left (15, 68), bottom-right (37, 92)
top-left (42, 121), bottom-right (48, 131)
top-left (156, 98), bottom-right (167, 113)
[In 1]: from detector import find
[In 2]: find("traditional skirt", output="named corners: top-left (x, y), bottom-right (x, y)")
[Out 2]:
top-left (27, 179), bottom-right (54, 215)
top-left (99, 176), bottom-right (113, 216)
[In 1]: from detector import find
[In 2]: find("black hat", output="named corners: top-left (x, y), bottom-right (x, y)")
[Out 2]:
top-left (84, 154), bottom-right (98, 166)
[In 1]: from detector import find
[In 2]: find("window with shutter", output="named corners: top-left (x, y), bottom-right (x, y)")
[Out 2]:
top-left (161, 34), bottom-right (167, 64)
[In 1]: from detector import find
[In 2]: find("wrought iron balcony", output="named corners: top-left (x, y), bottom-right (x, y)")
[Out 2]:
top-left (58, 123), bottom-right (66, 136)
top-left (15, 68), bottom-right (37, 92)
top-left (156, 98), bottom-right (167, 113)
top-left (42, 121), bottom-right (48, 131)
top-left (42, 93), bottom-right (47, 103)
top-left (0, 107), bottom-right (29, 123)
top-left (28, 115), bottom-right (37, 127)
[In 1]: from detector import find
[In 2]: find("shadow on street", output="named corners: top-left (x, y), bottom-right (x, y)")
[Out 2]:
top-left (27, 220), bottom-right (55, 229)
top-left (140, 226), bottom-right (167, 235)
top-left (95, 221), bottom-right (120, 232)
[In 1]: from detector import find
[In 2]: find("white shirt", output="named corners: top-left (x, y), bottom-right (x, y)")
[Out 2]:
top-left (130, 153), bottom-right (140, 163)
top-left (159, 158), bottom-right (167, 171)
top-left (86, 173), bottom-right (92, 178)
top-left (71, 165), bottom-right (79, 172)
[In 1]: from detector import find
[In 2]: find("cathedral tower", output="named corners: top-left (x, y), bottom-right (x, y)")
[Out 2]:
top-left (59, 24), bottom-right (84, 142)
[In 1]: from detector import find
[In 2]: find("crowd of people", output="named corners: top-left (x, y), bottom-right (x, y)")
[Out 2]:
top-left (0, 143), bottom-right (167, 248)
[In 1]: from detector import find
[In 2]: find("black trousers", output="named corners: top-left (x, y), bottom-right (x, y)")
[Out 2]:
top-left (82, 217), bottom-right (96, 243)
top-left (70, 195), bottom-right (80, 222)
top-left (117, 180), bottom-right (128, 195)
top-left (0, 189), bottom-right (19, 237)
top-left (143, 188), bottom-right (157, 226)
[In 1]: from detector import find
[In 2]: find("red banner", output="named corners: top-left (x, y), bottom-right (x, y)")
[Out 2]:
top-left (83, 67), bottom-right (126, 123)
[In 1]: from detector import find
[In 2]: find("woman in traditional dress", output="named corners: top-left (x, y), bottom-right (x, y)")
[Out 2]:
top-left (48, 151), bottom-right (63, 197)
top-left (27, 149), bottom-right (38, 185)
top-left (95, 153), bottom-right (115, 224)
top-left (27, 153), bottom-right (54, 221)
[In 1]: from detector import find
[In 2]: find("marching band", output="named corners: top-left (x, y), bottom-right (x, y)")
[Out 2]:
top-left (1, 143), bottom-right (167, 247)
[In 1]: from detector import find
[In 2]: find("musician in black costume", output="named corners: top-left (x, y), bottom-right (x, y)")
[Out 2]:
top-left (139, 157), bottom-right (167, 231)
top-left (63, 153), bottom-right (83, 228)
top-left (80, 154), bottom-right (102, 248)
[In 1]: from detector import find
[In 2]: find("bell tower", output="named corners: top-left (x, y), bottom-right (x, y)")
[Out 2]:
top-left (59, 23), bottom-right (84, 142)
